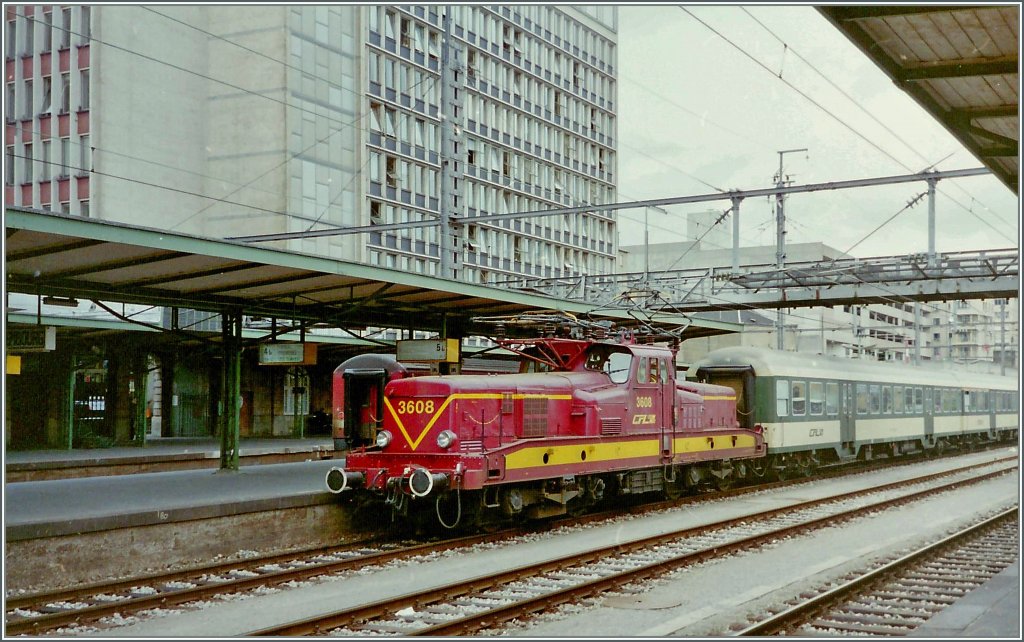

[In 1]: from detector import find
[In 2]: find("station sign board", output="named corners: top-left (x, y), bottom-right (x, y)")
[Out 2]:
top-left (396, 338), bottom-right (460, 363)
top-left (6, 326), bottom-right (56, 352)
top-left (258, 342), bottom-right (318, 366)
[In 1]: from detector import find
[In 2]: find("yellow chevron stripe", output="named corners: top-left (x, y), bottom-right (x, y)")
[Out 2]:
top-left (386, 392), bottom-right (572, 450)
top-left (702, 395), bottom-right (736, 401)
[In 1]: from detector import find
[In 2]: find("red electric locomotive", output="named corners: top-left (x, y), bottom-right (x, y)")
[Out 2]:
top-left (326, 330), bottom-right (766, 530)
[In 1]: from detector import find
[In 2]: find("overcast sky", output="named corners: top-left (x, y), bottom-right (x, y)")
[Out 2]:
top-left (614, 5), bottom-right (1019, 259)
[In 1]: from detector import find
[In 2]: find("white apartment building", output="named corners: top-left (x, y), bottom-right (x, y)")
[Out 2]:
top-left (4, 5), bottom-right (618, 283)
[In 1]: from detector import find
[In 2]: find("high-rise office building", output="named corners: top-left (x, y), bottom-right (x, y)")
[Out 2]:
top-left (4, 5), bottom-right (618, 283)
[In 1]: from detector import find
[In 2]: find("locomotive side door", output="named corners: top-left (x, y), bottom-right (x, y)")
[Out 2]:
top-left (658, 357), bottom-right (674, 461)
top-left (343, 369), bottom-right (386, 449)
top-left (630, 356), bottom-right (667, 459)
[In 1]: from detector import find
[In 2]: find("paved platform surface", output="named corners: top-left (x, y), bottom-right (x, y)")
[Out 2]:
top-left (4, 455), bottom-right (346, 541)
top-left (910, 558), bottom-right (1020, 638)
top-left (4, 437), bottom-right (334, 469)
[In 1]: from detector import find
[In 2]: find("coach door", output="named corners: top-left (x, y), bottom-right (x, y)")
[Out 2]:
top-left (923, 388), bottom-right (934, 440)
top-left (840, 383), bottom-right (855, 445)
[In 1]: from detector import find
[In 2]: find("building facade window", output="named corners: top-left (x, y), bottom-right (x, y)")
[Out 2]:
top-left (41, 10), bottom-right (52, 51)
top-left (60, 72), bottom-right (70, 114)
top-left (79, 134), bottom-right (90, 173)
top-left (22, 79), bottom-right (32, 119)
top-left (79, 70), bottom-right (89, 110)
top-left (23, 142), bottom-right (32, 182)
top-left (5, 146), bottom-right (14, 184)
top-left (40, 140), bottom-right (51, 181)
top-left (60, 7), bottom-right (71, 49)
top-left (21, 14), bottom-right (32, 56)
top-left (59, 137), bottom-right (70, 176)
top-left (41, 76), bottom-right (51, 114)
top-left (5, 83), bottom-right (14, 123)
top-left (80, 7), bottom-right (91, 44)
top-left (6, 18), bottom-right (16, 59)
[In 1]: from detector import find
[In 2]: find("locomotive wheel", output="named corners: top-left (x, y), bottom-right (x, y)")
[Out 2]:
top-left (714, 471), bottom-right (734, 491)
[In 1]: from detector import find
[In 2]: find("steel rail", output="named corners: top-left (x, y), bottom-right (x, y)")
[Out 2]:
top-left (733, 506), bottom-right (1019, 636)
top-left (6, 451), bottom-right (1014, 635)
top-left (250, 463), bottom-right (1016, 636)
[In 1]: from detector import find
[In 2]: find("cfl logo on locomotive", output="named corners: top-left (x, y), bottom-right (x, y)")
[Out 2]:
top-left (632, 414), bottom-right (656, 425)
top-left (395, 399), bottom-right (436, 414)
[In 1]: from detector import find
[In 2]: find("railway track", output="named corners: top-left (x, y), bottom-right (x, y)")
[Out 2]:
top-left (5, 453), bottom-right (1015, 636)
top-left (249, 461), bottom-right (1016, 636)
top-left (735, 507), bottom-right (1019, 636)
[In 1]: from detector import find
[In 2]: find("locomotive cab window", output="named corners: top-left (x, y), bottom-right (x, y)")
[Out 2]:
top-left (584, 346), bottom-right (632, 384)
top-left (604, 350), bottom-right (632, 385)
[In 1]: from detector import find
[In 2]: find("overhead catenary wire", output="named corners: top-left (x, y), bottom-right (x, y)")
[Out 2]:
top-left (740, 6), bottom-right (1016, 234)
top-left (679, 6), bottom-right (1016, 244)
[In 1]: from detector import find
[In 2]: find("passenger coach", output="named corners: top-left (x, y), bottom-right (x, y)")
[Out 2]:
top-left (693, 347), bottom-right (1018, 470)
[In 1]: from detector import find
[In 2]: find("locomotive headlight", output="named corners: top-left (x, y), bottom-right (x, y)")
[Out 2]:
top-left (436, 430), bottom-right (457, 449)
top-left (375, 430), bottom-right (393, 449)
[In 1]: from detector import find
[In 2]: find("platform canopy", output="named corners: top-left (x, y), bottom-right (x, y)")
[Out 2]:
top-left (5, 207), bottom-right (741, 341)
top-left (819, 5), bottom-right (1019, 194)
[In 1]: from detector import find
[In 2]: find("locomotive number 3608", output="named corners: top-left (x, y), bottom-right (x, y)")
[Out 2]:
top-left (395, 399), bottom-right (436, 414)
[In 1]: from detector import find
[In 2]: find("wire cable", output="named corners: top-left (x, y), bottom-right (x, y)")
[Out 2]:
top-left (740, 6), bottom-right (1016, 233)
top-left (679, 6), bottom-right (1016, 244)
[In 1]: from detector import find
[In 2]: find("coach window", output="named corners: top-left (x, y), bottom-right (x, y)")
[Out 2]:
top-left (809, 382), bottom-right (824, 415)
top-left (905, 387), bottom-right (914, 413)
top-left (825, 382), bottom-right (838, 415)
top-left (791, 381), bottom-right (806, 416)
top-left (776, 380), bottom-right (790, 417)
top-left (894, 386), bottom-right (904, 413)
top-left (856, 384), bottom-right (868, 415)
top-left (882, 386), bottom-right (893, 414)
top-left (934, 388), bottom-right (943, 413)
top-left (915, 388), bottom-right (923, 413)
top-left (869, 385), bottom-right (880, 414)
top-left (941, 389), bottom-right (955, 413)
top-left (963, 391), bottom-right (972, 412)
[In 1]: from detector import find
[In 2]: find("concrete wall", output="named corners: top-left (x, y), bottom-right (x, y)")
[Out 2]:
top-left (92, 6), bottom-right (210, 232)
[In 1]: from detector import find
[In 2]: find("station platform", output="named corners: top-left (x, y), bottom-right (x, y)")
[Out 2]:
top-left (4, 454), bottom-right (345, 542)
top-left (910, 558), bottom-right (1020, 638)
top-left (3, 436), bottom-right (337, 481)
